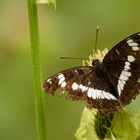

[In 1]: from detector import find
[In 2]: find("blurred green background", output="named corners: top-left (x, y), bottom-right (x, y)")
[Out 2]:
top-left (0, 0), bottom-right (140, 140)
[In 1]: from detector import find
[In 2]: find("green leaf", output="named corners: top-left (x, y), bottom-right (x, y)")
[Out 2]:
top-left (75, 108), bottom-right (140, 140)
top-left (75, 108), bottom-right (99, 140)
top-left (111, 110), bottom-right (138, 140)
top-left (126, 94), bottom-right (140, 114)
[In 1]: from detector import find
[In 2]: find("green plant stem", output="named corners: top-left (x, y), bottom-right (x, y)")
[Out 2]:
top-left (27, 0), bottom-right (46, 140)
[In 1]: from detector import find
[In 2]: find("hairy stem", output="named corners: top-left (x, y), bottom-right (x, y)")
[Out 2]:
top-left (27, 0), bottom-right (46, 140)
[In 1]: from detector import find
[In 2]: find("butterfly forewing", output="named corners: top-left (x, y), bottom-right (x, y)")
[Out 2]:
top-left (103, 32), bottom-right (140, 63)
top-left (43, 66), bottom-right (93, 95)
top-left (103, 32), bottom-right (140, 106)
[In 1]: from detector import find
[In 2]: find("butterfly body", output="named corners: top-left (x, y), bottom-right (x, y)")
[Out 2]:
top-left (44, 32), bottom-right (140, 115)
top-left (92, 59), bottom-right (118, 98)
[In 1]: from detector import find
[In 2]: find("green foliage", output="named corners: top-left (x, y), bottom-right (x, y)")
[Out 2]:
top-left (75, 108), bottom-right (99, 140)
top-left (75, 106), bottom-right (140, 140)
top-left (111, 110), bottom-right (139, 140)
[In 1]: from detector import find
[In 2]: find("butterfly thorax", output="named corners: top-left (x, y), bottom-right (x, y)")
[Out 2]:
top-left (92, 59), bottom-right (107, 76)
top-left (92, 59), bottom-right (118, 98)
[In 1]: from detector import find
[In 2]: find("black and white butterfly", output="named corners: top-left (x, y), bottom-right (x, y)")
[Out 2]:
top-left (43, 32), bottom-right (140, 115)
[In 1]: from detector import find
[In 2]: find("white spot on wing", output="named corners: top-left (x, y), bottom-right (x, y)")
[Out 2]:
top-left (105, 92), bottom-right (112, 100)
top-left (58, 76), bottom-right (65, 85)
top-left (117, 59), bottom-right (133, 95)
top-left (132, 46), bottom-right (139, 51)
top-left (102, 91), bottom-right (109, 100)
top-left (122, 71), bottom-right (131, 77)
top-left (127, 55), bottom-right (135, 62)
top-left (47, 78), bottom-right (52, 84)
top-left (107, 92), bottom-right (117, 100)
top-left (117, 84), bottom-right (121, 95)
top-left (58, 73), bottom-right (64, 79)
top-left (124, 61), bottom-right (130, 70)
top-left (101, 91), bottom-right (105, 99)
top-left (96, 90), bottom-right (101, 99)
top-left (71, 82), bottom-right (79, 90)
top-left (128, 42), bottom-right (138, 47)
top-left (121, 80), bottom-right (126, 85)
top-left (127, 39), bottom-right (133, 43)
top-left (79, 84), bottom-right (88, 92)
top-left (118, 80), bottom-right (123, 90)
top-left (61, 81), bottom-right (67, 88)
top-left (119, 73), bottom-right (129, 81)
top-left (127, 38), bottom-right (139, 51)
top-left (87, 88), bottom-right (93, 98)
top-left (91, 89), bottom-right (97, 99)
top-left (116, 49), bottom-right (120, 55)
top-left (86, 88), bottom-right (116, 100)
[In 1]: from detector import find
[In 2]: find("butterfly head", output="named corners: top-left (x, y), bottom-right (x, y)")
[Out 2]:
top-left (92, 59), bottom-right (100, 66)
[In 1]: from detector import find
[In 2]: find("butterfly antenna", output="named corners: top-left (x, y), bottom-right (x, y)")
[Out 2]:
top-left (94, 26), bottom-right (100, 59)
top-left (57, 56), bottom-right (88, 60)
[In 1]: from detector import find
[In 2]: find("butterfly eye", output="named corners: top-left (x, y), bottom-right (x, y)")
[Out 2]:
top-left (92, 59), bottom-right (100, 66)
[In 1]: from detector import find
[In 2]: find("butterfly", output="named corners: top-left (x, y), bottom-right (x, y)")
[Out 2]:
top-left (43, 32), bottom-right (140, 115)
